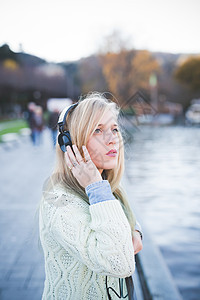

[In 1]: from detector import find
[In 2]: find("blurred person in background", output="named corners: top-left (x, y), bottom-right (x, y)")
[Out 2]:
top-left (48, 108), bottom-right (59, 147)
top-left (26, 102), bottom-right (36, 143)
top-left (32, 105), bottom-right (45, 146)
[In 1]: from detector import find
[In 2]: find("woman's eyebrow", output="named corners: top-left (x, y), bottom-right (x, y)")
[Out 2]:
top-left (97, 123), bottom-right (118, 127)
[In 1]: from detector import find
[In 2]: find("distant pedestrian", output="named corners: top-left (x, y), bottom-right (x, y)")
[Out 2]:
top-left (26, 102), bottom-right (36, 143)
top-left (48, 109), bottom-right (59, 147)
top-left (32, 106), bottom-right (45, 146)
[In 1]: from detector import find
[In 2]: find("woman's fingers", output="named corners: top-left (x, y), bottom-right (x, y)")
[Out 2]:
top-left (82, 145), bottom-right (91, 162)
top-left (66, 144), bottom-right (90, 165)
top-left (65, 144), bottom-right (102, 188)
top-left (65, 149), bottom-right (73, 169)
top-left (65, 145), bottom-right (94, 180)
top-left (66, 145), bottom-right (78, 166)
top-left (132, 231), bottom-right (143, 255)
top-left (72, 145), bottom-right (84, 163)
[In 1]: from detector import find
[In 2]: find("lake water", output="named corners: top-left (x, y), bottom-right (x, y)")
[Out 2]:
top-left (124, 125), bottom-right (200, 300)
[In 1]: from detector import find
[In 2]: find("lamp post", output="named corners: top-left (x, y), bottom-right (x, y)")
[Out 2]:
top-left (149, 72), bottom-right (158, 113)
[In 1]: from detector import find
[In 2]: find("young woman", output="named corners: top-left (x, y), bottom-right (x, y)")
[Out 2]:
top-left (39, 93), bottom-right (143, 299)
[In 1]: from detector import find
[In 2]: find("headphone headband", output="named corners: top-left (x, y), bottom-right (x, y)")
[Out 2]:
top-left (57, 101), bottom-right (79, 152)
top-left (58, 102), bottom-right (79, 133)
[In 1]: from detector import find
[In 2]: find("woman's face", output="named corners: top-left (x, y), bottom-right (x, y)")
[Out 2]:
top-left (86, 110), bottom-right (120, 174)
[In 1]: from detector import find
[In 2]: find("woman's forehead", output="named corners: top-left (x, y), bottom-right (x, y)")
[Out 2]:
top-left (97, 110), bottom-right (118, 125)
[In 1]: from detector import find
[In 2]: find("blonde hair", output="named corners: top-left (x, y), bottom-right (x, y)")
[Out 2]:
top-left (49, 92), bottom-right (136, 234)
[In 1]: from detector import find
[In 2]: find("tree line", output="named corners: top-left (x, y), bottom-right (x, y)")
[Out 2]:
top-left (0, 42), bottom-right (199, 117)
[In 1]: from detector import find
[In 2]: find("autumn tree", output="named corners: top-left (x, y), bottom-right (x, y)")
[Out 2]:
top-left (100, 49), bottom-right (160, 105)
top-left (130, 50), bottom-right (160, 90)
top-left (100, 50), bottom-right (132, 102)
top-left (175, 57), bottom-right (200, 91)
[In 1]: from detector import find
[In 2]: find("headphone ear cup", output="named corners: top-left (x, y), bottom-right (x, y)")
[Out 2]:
top-left (58, 131), bottom-right (72, 152)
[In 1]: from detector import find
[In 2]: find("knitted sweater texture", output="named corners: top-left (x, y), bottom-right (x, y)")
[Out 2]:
top-left (39, 181), bottom-right (135, 299)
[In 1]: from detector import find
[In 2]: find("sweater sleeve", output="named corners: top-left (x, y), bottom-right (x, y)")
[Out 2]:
top-left (50, 195), bottom-right (135, 278)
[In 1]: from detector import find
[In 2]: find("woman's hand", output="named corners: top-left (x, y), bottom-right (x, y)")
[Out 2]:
top-left (65, 144), bottom-right (103, 188)
top-left (132, 231), bottom-right (143, 255)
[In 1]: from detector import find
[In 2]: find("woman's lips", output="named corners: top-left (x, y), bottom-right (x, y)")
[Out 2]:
top-left (106, 149), bottom-right (117, 155)
top-left (106, 149), bottom-right (117, 157)
top-left (106, 153), bottom-right (117, 157)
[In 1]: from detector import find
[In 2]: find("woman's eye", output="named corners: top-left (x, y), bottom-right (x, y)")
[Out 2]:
top-left (94, 128), bottom-right (119, 134)
top-left (94, 129), bottom-right (102, 133)
top-left (94, 128), bottom-right (119, 133)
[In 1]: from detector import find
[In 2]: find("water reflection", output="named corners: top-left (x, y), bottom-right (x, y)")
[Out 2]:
top-left (124, 126), bottom-right (200, 300)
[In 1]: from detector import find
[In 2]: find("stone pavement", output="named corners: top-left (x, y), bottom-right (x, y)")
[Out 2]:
top-left (0, 130), bottom-right (55, 300)
top-left (0, 130), bottom-right (144, 300)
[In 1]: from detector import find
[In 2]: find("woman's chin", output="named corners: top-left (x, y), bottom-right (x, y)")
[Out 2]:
top-left (100, 162), bottom-right (117, 170)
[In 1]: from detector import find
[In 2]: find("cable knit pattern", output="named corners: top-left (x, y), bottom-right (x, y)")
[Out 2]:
top-left (39, 185), bottom-right (135, 300)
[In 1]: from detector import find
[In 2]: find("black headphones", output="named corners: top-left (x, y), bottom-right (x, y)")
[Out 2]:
top-left (57, 102), bottom-right (79, 152)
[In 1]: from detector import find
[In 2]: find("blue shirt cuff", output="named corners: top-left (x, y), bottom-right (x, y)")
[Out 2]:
top-left (85, 180), bottom-right (116, 205)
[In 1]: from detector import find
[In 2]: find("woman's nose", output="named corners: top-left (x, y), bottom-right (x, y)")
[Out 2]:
top-left (106, 130), bottom-right (117, 145)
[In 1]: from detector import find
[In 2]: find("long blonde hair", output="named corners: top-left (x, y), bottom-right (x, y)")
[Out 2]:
top-left (49, 92), bottom-right (136, 234)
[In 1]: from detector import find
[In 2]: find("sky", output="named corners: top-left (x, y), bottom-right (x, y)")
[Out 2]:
top-left (1, 0), bottom-right (200, 63)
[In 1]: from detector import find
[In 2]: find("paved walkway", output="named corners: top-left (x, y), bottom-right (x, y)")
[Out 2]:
top-left (0, 130), bottom-right (55, 300)
top-left (0, 130), bottom-right (143, 300)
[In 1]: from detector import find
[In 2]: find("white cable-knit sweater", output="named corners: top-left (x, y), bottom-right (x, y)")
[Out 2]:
top-left (39, 183), bottom-right (135, 299)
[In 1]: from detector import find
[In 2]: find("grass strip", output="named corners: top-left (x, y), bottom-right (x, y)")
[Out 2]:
top-left (0, 119), bottom-right (29, 140)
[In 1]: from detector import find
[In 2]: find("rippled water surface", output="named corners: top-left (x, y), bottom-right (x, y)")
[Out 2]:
top-left (124, 126), bottom-right (200, 300)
